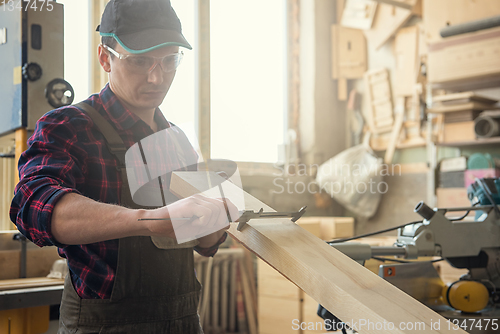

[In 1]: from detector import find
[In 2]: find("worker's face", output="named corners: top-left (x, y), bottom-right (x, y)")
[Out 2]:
top-left (99, 43), bottom-right (179, 113)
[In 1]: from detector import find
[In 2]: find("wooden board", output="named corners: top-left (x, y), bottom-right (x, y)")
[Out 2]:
top-left (384, 110), bottom-right (405, 164)
top-left (0, 277), bottom-right (64, 291)
top-left (432, 91), bottom-right (498, 105)
top-left (423, 0), bottom-right (500, 43)
top-left (341, 0), bottom-right (378, 30)
top-left (428, 102), bottom-right (500, 114)
top-left (171, 171), bottom-right (467, 334)
top-left (364, 3), bottom-right (413, 50)
top-left (427, 27), bottom-right (500, 85)
top-left (394, 26), bottom-right (419, 97)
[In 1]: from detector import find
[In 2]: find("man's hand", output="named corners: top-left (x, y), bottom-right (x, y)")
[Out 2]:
top-left (141, 194), bottom-right (238, 246)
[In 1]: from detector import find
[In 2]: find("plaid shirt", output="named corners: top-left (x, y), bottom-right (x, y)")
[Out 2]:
top-left (10, 84), bottom-right (226, 299)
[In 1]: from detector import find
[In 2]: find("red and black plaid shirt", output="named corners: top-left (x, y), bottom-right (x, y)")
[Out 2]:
top-left (10, 84), bottom-right (226, 299)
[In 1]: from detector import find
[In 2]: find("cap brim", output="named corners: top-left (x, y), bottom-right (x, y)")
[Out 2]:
top-left (102, 28), bottom-right (192, 54)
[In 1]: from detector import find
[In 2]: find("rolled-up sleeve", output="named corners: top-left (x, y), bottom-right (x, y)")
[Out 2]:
top-left (10, 108), bottom-right (89, 248)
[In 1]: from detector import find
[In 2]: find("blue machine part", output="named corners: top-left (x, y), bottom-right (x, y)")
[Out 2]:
top-left (0, 10), bottom-right (25, 136)
top-left (467, 178), bottom-right (500, 206)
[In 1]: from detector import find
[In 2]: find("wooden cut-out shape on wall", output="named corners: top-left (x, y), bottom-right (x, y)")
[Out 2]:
top-left (331, 25), bottom-right (367, 80)
top-left (341, 0), bottom-right (378, 30)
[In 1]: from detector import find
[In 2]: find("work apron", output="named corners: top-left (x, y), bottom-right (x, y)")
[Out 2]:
top-left (58, 102), bottom-right (202, 333)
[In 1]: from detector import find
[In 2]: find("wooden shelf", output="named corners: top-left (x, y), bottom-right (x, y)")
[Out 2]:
top-left (436, 137), bottom-right (500, 147)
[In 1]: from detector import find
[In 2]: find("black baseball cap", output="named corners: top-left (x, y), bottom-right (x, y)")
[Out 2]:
top-left (97, 0), bottom-right (192, 54)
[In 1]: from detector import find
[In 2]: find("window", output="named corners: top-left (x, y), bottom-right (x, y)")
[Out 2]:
top-left (59, 0), bottom-right (90, 103)
top-left (160, 0), bottom-right (197, 128)
top-left (210, 0), bottom-right (286, 163)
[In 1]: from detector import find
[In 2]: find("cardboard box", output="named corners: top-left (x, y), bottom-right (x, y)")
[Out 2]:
top-left (442, 121), bottom-right (476, 143)
top-left (436, 187), bottom-right (472, 217)
top-left (258, 295), bottom-right (300, 334)
top-left (298, 216), bottom-right (355, 241)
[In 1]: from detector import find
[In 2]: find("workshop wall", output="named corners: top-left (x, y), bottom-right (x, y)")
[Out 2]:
top-left (299, 0), bottom-right (346, 166)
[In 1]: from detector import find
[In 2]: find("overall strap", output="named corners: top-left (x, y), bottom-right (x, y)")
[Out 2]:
top-left (74, 101), bottom-right (136, 208)
top-left (74, 102), bottom-right (127, 168)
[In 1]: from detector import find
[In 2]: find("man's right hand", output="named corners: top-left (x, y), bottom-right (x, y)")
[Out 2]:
top-left (141, 194), bottom-right (239, 241)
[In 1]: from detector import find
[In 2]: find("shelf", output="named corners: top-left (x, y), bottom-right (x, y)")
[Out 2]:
top-left (436, 137), bottom-right (500, 147)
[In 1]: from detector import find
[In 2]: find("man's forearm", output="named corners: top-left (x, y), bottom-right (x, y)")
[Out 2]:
top-left (51, 193), bottom-right (159, 245)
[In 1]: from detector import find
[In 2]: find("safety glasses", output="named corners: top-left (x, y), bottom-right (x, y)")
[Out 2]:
top-left (102, 44), bottom-right (184, 74)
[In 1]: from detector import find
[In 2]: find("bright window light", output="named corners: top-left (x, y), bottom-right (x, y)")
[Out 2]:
top-left (210, 0), bottom-right (286, 163)
top-left (160, 0), bottom-right (196, 129)
top-left (59, 0), bottom-right (90, 103)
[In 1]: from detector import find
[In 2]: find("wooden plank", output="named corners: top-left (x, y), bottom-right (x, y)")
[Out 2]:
top-left (394, 26), bottom-right (419, 96)
top-left (384, 110), bottom-right (405, 164)
top-left (171, 172), bottom-right (467, 334)
top-left (258, 259), bottom-right (300, 299)
top-left (0, 277), bottom-right (64, 291)
top-left (364, 3), bottom-right (413, 50)
top-left (432, 92), bottom-right (498, 105)
top-left (428, 102), bottom-right (500, 114)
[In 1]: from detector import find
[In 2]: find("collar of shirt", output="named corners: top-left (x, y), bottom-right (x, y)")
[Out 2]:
top-left (98, 83), bottom-right (171, 132)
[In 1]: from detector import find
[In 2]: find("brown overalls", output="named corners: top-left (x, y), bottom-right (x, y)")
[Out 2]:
top-left (58, 102), bottom-right (203, 333)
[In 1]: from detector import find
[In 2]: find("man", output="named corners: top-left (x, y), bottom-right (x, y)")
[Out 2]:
top-left (10, 0), bottom-right (234, 332)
